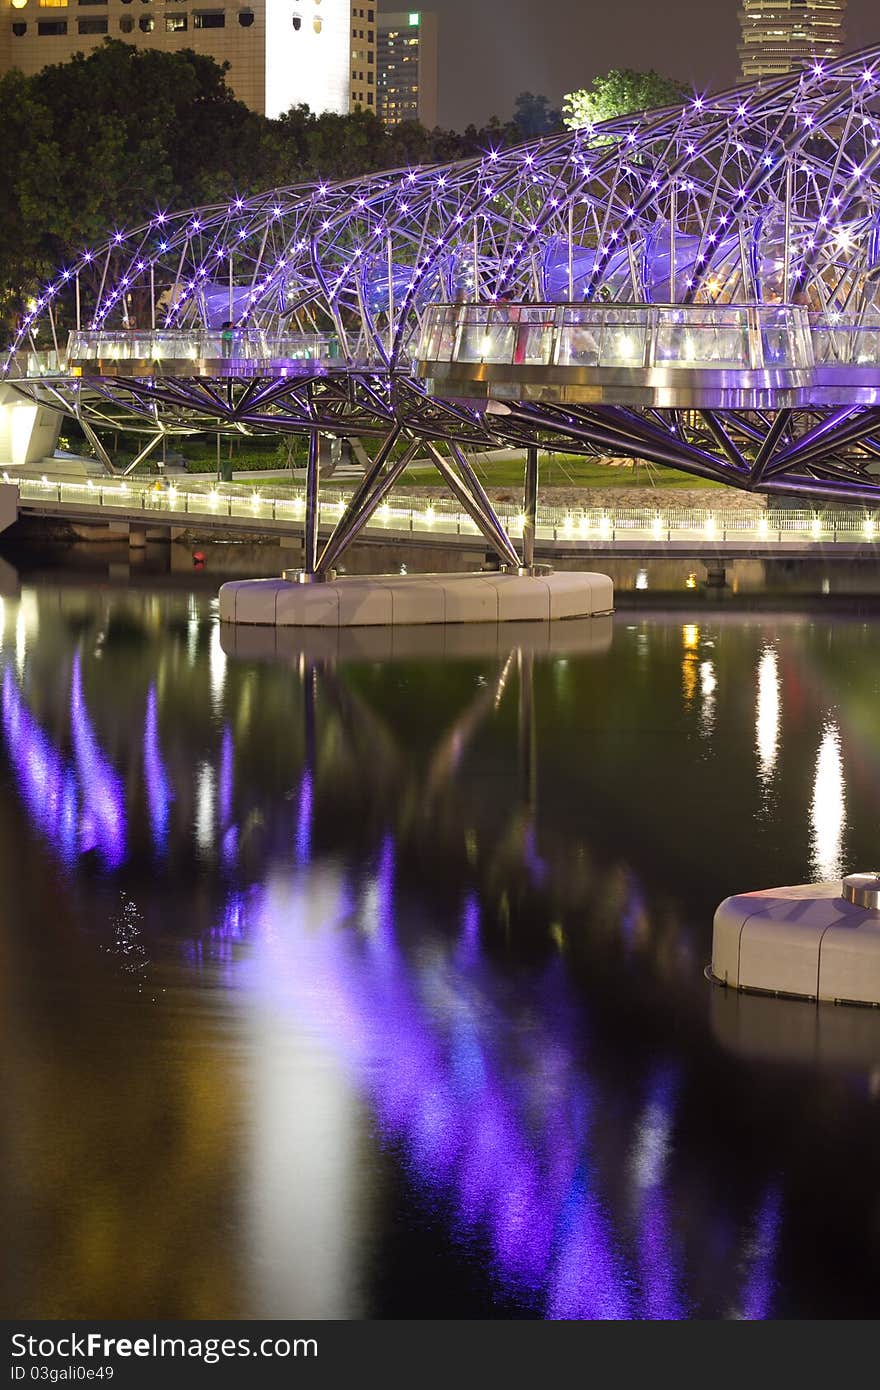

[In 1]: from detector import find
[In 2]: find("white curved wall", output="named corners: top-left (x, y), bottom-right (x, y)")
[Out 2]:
top-left (265, 0), bottom-right (351, 120)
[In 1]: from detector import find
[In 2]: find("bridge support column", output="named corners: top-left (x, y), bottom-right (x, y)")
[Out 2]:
top-left (704, 561), bottom-right (727, 588)
top-left (522, 445), bottom-right (538, 571)
top-left (303, 428), bottom-right (320, 575)
top-left (129, 524), bottom-right (147, 550)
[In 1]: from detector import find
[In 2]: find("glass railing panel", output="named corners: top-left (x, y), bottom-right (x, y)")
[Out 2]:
top-left (810, 319), bottom-right (880, 366)
top-left (597, 309), bottom-right (648, 367)
top-left (420, 307), bottom-right (456, 362)
top-left (556, 309), bottom-right (602, 367)
top-left (514, 308), bottom-right (556, 366)
top-left (66, 328), bottom-right (340, 363)
top-left (456, 310), bottom-right (515, 364)
top-left (654, 307), bottom-right (751, 367)
top-left (852, 328), bottom-right (880, 365)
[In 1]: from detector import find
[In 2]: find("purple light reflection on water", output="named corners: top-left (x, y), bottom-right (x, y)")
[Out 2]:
top-left (365, 834), bottom-right (395, 962)
top-left (221, 824), bottom-right (239, 868)
top-left (0, 648), bottom-right (784, 1317)
top-left (219, 726), bottom-right (234, 827)
top-left (522, 825), bottom-right (548, 888)
top-left (227, 865), bottom-right (753, 1319)
top-left (629, 1067), bottom-right (689, 1321)
top-left (545, 1171), bottom-right (633, 1319)
top-left (70, 652), bottom-right (126, 870)
top-left (1, 667), bottom-right (78, 864)
top-left (455, 891), bottom-right (481, 969)
top-left (733, 1186), bottom-right (783, 1320)
top-left (294, 769), bottom-right (312, 866)
top-left (143, 684), bottom-right (172, 855)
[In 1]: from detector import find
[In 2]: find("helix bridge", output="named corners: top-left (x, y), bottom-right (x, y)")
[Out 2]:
top-left (8, 45), bottom-right (880, 572)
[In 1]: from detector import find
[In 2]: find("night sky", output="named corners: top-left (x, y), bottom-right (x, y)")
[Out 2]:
top-left (430, 0), bottom-right (880, 128)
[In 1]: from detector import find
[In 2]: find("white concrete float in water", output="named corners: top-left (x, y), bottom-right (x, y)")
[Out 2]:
top-left (711, 874), bottom-right (880, 1007)
top-left (218, 570), bottom-right (614, 627)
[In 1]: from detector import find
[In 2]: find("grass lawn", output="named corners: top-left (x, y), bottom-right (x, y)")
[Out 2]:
top-left (222, 454), bottom-right (726, 495)
top-left (393, 455), bottom-right (720, 491)
top-left (76, 422), bottom-right (724, 493)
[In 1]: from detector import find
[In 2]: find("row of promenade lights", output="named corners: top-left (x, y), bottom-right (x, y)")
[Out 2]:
top-left (5, 473), bottom-right (880, 538)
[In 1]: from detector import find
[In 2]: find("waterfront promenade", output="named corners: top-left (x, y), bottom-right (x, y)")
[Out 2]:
top-left (7, 472), bottom-right (880, 564)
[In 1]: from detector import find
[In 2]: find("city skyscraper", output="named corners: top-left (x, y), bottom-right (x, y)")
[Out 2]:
top-left (349, 3), bottom-right (376, 111)
top-left (738, 0), bottom-right (846, 81)
top-left (376, 10), bottom-right (438, 128)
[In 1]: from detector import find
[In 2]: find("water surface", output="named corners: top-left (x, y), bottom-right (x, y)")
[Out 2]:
top-left (2, 559), bottom-right (880, 1319)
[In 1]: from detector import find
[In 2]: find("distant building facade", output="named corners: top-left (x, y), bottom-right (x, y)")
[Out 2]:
top-left (0, 0), bottom-right (355, 119)
top-left (376, 10), bottom-right (437, 128)
top-left (738, 0), bottom-right (846, 81)
top-left (349, 2), bottom-right (375, 111)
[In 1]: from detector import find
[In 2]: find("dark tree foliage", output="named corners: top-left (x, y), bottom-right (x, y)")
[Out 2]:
top-left (0, 40), bottom-right (533, 329)
top-left (512, 92), bottom-right (564, 138)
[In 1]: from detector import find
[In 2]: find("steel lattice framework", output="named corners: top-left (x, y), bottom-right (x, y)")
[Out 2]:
top-left (9, 44), bottom-right (880, 555)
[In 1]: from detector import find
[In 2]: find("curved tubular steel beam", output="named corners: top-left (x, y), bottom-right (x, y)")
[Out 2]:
top-left (700, 411), bottom-right (749, 472)
top-left (493, 402), bottom-right (743, 485)
top-left (748, 408), bottom-right (793, 486)
top-left (761, 406), bottom-right (865, 473)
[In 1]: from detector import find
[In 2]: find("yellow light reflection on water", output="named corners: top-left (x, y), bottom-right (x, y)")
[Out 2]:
top-left (681, 624), bottom-right (700, 705)
top-left (699, 659), bottom-right (716, 736)
top-left (756, 646), bottom-right (780, 785)
top-left (810, 719), bottom-right (846, 881)
top-left (209, 618), bottom-right (226, 714)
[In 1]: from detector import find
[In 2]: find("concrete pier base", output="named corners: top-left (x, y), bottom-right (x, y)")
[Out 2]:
top-left (219, 569), bottom-right (613, 628)
top-left (711, 877), bottom-right (880, 1006)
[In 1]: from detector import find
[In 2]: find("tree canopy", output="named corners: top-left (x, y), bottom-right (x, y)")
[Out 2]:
top-left (512, 92), bottom-right (564, 138)
top-left (562, 69), bottom-right (689, 131)
top-left (0, 40), bottom-right (535, 331)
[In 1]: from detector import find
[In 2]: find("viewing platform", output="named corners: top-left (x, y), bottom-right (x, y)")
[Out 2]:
top-left (62, 327), bottom-right (347, 378)
top-left (418, 303), bottom-right (880, 409)
top-left (417, 302), bottom-right (815, 409)
top-left (8, 308), bottom-right (880, 409)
